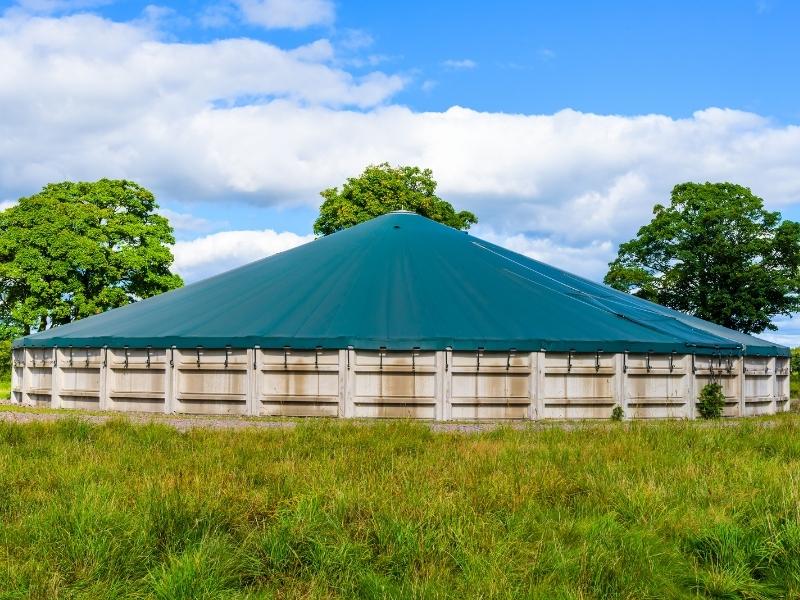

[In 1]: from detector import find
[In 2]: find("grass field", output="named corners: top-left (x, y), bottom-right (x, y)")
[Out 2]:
top-left (1, 414), bottom-right (799, 599)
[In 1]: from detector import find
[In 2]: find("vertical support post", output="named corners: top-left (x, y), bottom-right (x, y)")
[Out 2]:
top-left (165, 346), bottom-right (177, 414)
top-left (98, 347), bottom-right (109, 411)
top-left (528, 352), bottom-right (538, 420)
top-left (253, 346), bottom-right (262, 417)
top-left (686, 354), bottom-right (696, 420)
top-left (433, 350), bottom-right (446, 421)
top-left (10, 349), bottom-right (19, 404)
top-left (768, 356), bottom-right (777, 414)
top-left (337, 349), bottom-right (347, 419)
top-left (442, 347), bottom-right (453, 420)
top-left (738, 356), bottom-right (747, 417)
top-left (51, 347), bottom-right (62, 409)
top-left (534, 351), bottom-right (546, 420)
top-left (245, 348), bottom-right (256, 416)
top-left (615, 353), bottom-right (627, 419)
top-left (21, 349), bottom-right (31, 406)
top-left (343, 347), bottom-right (355, 418)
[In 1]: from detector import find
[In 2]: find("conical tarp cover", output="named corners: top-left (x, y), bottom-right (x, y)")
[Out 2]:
top-left (15, 212), bottom-right (788, 356)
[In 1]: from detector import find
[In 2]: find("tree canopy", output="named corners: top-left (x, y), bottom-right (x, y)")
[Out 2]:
top-left (604, 182), bottom-right (800, 334)
top-left (314, 163), bottom-right (477, 236)
top-left (0, 179), bottom-right (183, 337)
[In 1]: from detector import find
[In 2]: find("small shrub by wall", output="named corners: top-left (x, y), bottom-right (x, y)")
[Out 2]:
top-left (698, 382), bottom-right (726, 419)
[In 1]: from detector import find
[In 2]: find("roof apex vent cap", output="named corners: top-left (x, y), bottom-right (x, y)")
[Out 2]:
top-left (388, 209), bottom-right (416, 214)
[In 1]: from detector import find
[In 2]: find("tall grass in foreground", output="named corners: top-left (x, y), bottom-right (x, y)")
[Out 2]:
top-left (1, 417), bottom-right (799, 599)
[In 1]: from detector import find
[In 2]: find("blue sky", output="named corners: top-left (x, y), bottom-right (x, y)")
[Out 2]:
top-left (1, 0), bottom-right (800, 343)
top-left (45, 0), bottom-right (800, 120)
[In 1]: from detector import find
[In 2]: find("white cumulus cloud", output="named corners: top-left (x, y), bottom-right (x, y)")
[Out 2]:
top-left (233, 0), bottom-right (334, 29)
top-left (172, 229), bottom-right (314, 281)
top-left (442, 58), bottom-right (477, 69)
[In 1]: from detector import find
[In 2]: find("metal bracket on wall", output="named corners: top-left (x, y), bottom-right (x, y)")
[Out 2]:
top-left (623, 351), bottom-right (628, 373)
top-left (283, 346), bottom-right (290, 369)
top-left (85, 346), bottom-right (90, 368)
top-left (692, 354), bottom-right (697, 374)
top-left (69, 346), bottom-right (74, 368)
top-left (146, 346), bottom-right (151, 369)
top-left (567, 349), bottom-right (574, 373)
top-left (315, 346), bottom-right (322, 369)
top-left (595, 350), bottom-right (602, 372)
top-left (476, 347), bottom-right (484, 371)
top-left (196, 346), bottom-right (202, 368)
top-left (253, 345), bottom-right (259, 369)
top-left (669, 352), bottom-right (675, 373)
top-left (445, 347), bottom-right (451, 372)
top-left (347, 346), bottom-right (352, 371)
top-left (124, 346), bottom-right (129, 369)
top-left (412, 347), bottom-right (420, 372)
top-left (379, 346), bottom-right (386, 371)
top-left (53, 346), bottom-right (58, 368)
top-left (507, 348), bottom-right (516, 370)
top-left (646, 352), bottom-right (651, 373)
top-left (224, 346), bottom-right (230, 369)
top-left (170, 347), bottom-right (175, 369)
top-left (103, 346), bottom-right (107, 368)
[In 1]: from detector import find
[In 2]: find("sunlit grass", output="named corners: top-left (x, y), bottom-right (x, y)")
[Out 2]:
top-left (1, 416), bottom-right (800, 598)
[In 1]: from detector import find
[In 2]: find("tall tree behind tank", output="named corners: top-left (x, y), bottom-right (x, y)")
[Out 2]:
top-left (0, 179), bottom-right (183, 337)
top-left (604, 182), bottom-right (800, 334)
top-left (314, 163), bottom-right (477, 235)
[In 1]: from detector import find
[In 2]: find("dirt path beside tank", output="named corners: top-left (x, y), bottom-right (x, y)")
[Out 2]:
top-left (1, 402), bottom-right (796, 432)
top-left (0, 403), bottom-right (593, 432)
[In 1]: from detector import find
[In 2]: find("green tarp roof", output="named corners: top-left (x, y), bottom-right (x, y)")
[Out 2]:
top-left (15, 211), bottom-right (789, 356)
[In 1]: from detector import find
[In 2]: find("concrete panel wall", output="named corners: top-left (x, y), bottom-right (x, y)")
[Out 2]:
top-left (448, 351), bottom-right (532, 419)
top-left (349, 350), bottom-right (438, 418)
top-left (257, 349), bottom-right (340, 417)
top-left (543, 353), bottom-right (617, 419)
top-left (743, 357), bottom-right (775, 416)
top-left (56, 347), bottom-right (104, 410)
top-left (107, 348), bottom-right (167, 413)
top-left (625, 353), bottom-right (690, 419)
top-left (9, 347), bottom-right (789, 420)
top-left (10, 348), bottom-right (24, 405)
top-left (174, 348), bottom-right (249, 415)
top-left (694, 355), bottom-right (742, 417)
top-left (23, 348), bottom-right (54, 407)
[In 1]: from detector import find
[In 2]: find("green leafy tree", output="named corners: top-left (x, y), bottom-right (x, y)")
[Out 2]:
top-left (0, 179), bottom-right (183, 336)
top-left (604, 182), bottom-right (800, 334)
top-left (314, 163), bottom-right (477, 235)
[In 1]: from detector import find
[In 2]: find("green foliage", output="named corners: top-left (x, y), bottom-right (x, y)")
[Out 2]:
top-left (0, 179), bottom-right (183, 335)
top-left (314, 163), bottom-right (477, 235)
top-left (611, 405), bottom-right (624, 421)
top-left (2, 414), bottom-right (800, 597)
top-left (605, 182), bottom-right (800, 334)
top-left (0, 339), bottom-right (9, 378)
top-left (0, 339), bottom-right (9, 400)
top-left (791, 347), bottom-right (800, 376)
top-left (698, 382), bottom-right (726, 419)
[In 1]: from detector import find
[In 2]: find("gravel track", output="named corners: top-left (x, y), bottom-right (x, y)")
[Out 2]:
top-left (1, 401), bottom-right (795, 433)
